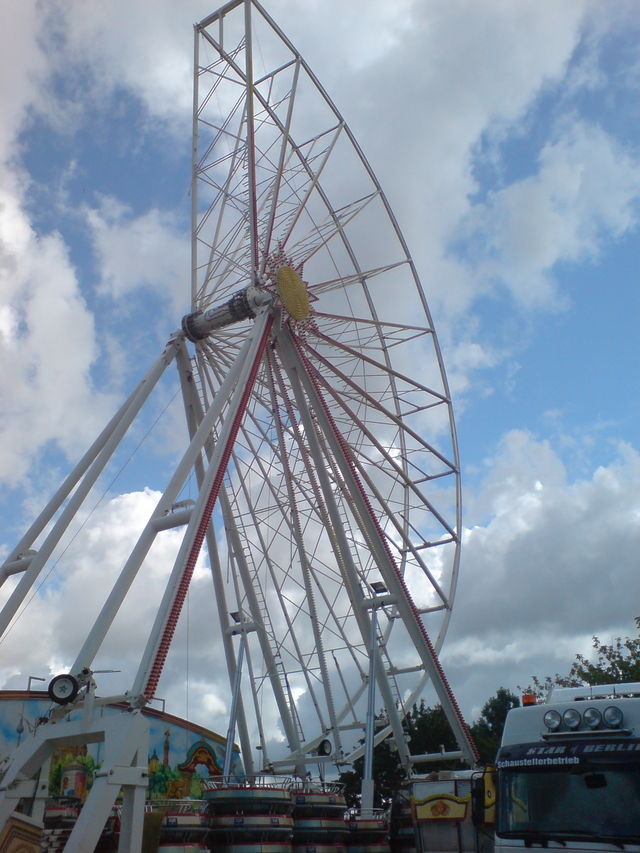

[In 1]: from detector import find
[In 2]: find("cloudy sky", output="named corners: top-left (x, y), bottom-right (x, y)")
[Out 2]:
top-left (0, 0), bottom-right (639, 763)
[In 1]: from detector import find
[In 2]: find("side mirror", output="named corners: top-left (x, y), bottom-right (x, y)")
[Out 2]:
top-left (471, 766), bottom-right (496, 827)
top-left (471, 775), bottom-right (485, 827)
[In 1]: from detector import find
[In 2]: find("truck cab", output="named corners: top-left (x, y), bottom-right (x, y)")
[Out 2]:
top-left (492, 682), bottom-right (640, 851)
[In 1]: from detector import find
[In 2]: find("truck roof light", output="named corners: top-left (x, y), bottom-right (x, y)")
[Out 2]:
top-left (522, 692), bottom-right (536, 706)
top-left (603, 705), bottom-right (623, 728)
top-left (563, 708), bottom-right (581, 730)
top-left (583, 707), bottom-right (601, 729)
top-left (543, 709), bottom-right (561, 731)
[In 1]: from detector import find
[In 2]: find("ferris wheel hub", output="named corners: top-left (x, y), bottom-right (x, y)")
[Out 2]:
top-left (276, 266), bottom-right (311, 321)
top-left (182, 285), bottom-right (273, 342)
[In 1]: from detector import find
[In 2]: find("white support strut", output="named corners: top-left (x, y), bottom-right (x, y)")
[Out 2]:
top-left (0, 710), bottom-right (149, 853)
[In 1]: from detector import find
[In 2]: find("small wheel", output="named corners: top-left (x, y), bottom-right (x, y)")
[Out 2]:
top-left (48, 674), bottom-right (79, 705)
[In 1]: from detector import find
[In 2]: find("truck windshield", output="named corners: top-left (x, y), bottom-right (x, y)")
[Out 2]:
top-left (497, 764), bottom-right (640, 840)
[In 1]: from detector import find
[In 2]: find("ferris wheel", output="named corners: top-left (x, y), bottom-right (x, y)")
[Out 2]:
top-left (0, 0), bottom-right (476, 847)
top-left (181, 0), bottom-right (477, 776)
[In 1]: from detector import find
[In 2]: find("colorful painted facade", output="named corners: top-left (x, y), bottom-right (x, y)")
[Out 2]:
top-left (0, 690), bottom-right (243, 801)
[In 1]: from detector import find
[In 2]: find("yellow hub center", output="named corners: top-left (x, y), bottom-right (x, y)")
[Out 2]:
top-left (276, 266), bottom-right (310, 321)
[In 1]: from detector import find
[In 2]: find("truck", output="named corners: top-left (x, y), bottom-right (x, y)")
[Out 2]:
top-left (473, 682), bottom-right (640, 851)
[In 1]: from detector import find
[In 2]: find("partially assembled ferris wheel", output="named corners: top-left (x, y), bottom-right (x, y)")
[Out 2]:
top-left (0, 1), bottom-right (477, 848)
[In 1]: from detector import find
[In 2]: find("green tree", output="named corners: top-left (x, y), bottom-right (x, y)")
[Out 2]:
top-left (339, 740), bottom-right (406, 809)
top-left (339, 711), bottom-right (410, 808)
top-left (524, 618), bottom-right (640, 696)
top-left (405, 700), bottom-right (460, 771)
top-left (49, 760), bottom-right (62, 796)
top-left (469, 687), bottom-right (519, 764)
top-left (148, 763), bottom-right (182, 799)
top-left (338, 692), bottom-right (517, 805)
top-left (568, 618), bottom-right (640, 684)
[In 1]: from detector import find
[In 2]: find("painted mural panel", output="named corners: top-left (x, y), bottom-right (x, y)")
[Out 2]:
top-left (0, 691), bottom-right (244, 802)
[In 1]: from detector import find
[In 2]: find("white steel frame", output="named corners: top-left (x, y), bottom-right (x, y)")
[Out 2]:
top-left (0, 1), bottom-right (477, 846)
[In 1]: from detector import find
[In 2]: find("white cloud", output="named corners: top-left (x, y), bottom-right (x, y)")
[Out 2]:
top-left (468, 429), bottom-right (568, 521)
top-left (338, 1), bottom-right (590, 314)
top-left (0, 182), bottom-right (118, 486)
top-left (442, 434), bottom-right (640, 715)
top-left (0, 4), bottom-right (120, 491)
top-left (465, 120), bottom-right (640, 308)
top-left (86, 197), bottom-right (190, 317)
top-left (0, 1), bottom-right (46, 162)
top-left (446, 337), bottom-right (500, 402)
top-left (44, 0), bottom-right (201, 127)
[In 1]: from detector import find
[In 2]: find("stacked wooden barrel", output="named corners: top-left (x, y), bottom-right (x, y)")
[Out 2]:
top-left (291, 783), bottom-right (348, 853)
top-left (156, 799), bottom-right (210, 852)
top-left (345, 810), bottom-right (390, 853)
top-left (203, 777), bottom-right (294, 853)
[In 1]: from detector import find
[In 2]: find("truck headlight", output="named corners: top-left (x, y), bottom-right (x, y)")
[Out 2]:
top-left (563, 708), bottom-right (581, 730)
top-left (543, 710), bottom-right (561, 731)
top-left (603, 705), bottom-right (623, 728)
top-left (583, 707), bottom-right (602, 729)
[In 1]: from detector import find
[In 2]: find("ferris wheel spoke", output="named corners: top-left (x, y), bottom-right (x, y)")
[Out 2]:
top-left (234, 369), bottom-right (375, 667)
top-left (310, 328), bottom-right (449, 409)
top-left (259, 146), bottom-right (331, 265)
top-left (201, 25), bottom-right (371, 280)
top-left (305, 262), bottom-right (407, 301)
top-left (217, 481), bottom-right (305, 764)
top-left (264, 354), bottom-right (377, 663)
top-left (302, 345), bottom-right (455, 483)
top-left (313, 310), bottom-right (433, 348)
top-left (260, 59), bottom-right (301, 267)
top-left (198, 142), bottom-right (248, 281)
top-left (196, 91), bottom-right (246, 179)
top-left (301, 345), bottom-right (458, 553)
top-left (321, 442), bottom-right (452, 606)
top-left (200, 24), bottom-right (329, 274)
top-left (194, 87), bottom-right (249, 306)
top-left (195, 212), bottom-right (250, 309)
top-left (200, 347), bottom-right (367, 698)
top-left (265, 352), bottom-right (350, 748)
top-left (197, 238), bottom-right (249, 310)
top-left (196, 53), bottom-right (257, 303)
top-left (318, 431), bottom-right (451, 607)
top-left (271, 124), bottom-right (344, 255)
top-left (285, 190), bottom-right (382, 273)
top-left (303, 337), bottom-right (457, 481)
top-left (221, 460), bottom-right (331, 738)
top-left (239, 2), bottom-right (260, 274)
top-left (276, 329), bottom-right (414, 763)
